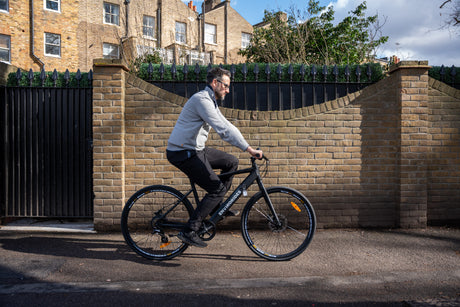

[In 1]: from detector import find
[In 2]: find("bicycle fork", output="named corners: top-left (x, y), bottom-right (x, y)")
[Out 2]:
top-left (256, 178), bottom-right (282, 227)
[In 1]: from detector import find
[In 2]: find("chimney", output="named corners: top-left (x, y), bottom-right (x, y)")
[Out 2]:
top-left (193, 5), bottom-right (197, 11)
top-left (188, 1), bottom-right (193, 9)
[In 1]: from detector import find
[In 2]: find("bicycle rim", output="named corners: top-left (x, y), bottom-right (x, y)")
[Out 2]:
top-left (241, 187), bottom-right (316, 261)
top-left (121, 185), bottom-right (193, 260)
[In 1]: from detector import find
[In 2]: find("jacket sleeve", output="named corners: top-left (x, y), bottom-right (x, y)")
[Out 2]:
top-left (197, 96), bottom-right (249, 151)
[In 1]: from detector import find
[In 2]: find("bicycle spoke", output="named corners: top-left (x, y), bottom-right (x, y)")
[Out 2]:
top-left (241, 187), bottom-right (316, 261)
top-left (121, 186), bottom-right (193, 260)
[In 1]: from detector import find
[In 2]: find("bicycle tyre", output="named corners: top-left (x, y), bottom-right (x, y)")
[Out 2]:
top-left (241, 187), bottom-right (316, 261)
top-left (121, 185), bottom-right (194, 260)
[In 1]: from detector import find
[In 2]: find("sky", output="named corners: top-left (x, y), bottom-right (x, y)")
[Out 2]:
top-left (183, 0), bottom-right (460, 66)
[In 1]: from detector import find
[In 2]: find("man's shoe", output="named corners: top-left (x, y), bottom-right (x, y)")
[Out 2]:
top-left (177, 231), bottom-right (207, 248)
top-left (223, 209), bottom-right (239, 217)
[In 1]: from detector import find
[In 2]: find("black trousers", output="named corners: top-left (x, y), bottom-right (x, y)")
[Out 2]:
top-left (167, 147), bottom-right (239, 231)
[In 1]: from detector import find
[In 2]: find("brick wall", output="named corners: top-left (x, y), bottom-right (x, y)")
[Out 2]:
top-left (427, 78), bottom-right (460, 224)
top-left (92, 59), bottom-right (460, 231)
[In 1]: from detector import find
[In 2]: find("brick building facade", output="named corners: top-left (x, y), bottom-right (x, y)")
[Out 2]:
top-left (1, 0), bottom-right (253, 72)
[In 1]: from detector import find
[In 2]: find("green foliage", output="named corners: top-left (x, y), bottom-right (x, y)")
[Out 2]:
top-left (138, 62), bottom-right (385, 83)
top-left (429, 66), bottom-right (460, 83)
top-left (7, 70), bottom-right (92, 87)
top-left (239, 0), bottom-right (388, 65)
top-left (129, 51), bottom-right (162, 74)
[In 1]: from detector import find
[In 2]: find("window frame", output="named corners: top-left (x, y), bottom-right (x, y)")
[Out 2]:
top-left (44, 32), bottom-right (61, 57)
top-left (44, 0), bottom-right (60, 12)
top-left (143, 15), bottom-right (156, 39)
top-left (103, 2), bottom-right (120, 26)
top-left (0, 34), bottom-right (11, 63)
top-left (103, 42), bottom-right (120, 59)
top-left (204, 23), bottom-right (217, 45)
top-left (175, 21), bottom-right (187, 44)
top-left (0, 0), bottom-right (8, 13)
top-left (241, 32), bottom-right (251, 49)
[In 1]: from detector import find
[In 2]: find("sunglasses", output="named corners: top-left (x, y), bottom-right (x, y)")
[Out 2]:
top-left (216, 79), bottom-right (230, 89)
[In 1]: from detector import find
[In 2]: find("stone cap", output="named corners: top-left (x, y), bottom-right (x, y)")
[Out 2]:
top-left (389, 60), bottom-right (431, 74)
top-left (93, 58), bottom-right (130, 72)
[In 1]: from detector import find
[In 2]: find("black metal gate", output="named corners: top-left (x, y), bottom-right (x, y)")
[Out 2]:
top-left (0, 78), bottom-right (93, 218)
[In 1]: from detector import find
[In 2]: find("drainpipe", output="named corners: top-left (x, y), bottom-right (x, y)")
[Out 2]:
top-left (124, 0), bottom-right (130, 37)
top-left (157, 0), bottom-right (162, 48)
top-left (224, 0), bottom-right (228, 64)
top-left (201, 1), bottom-right (205, 54)
top-left (30, 0), bottom-right (44, 69)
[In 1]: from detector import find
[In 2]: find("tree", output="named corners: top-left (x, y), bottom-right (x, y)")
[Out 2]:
top-left (239, 0), bottom-right (388, 65)
top-left (440, 0), bottom-right (460, 34)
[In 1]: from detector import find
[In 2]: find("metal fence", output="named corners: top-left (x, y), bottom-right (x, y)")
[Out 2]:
top-left (1, 68), bottom-right (94, 218)
top-left (147, 63), bottom-right (378, 111)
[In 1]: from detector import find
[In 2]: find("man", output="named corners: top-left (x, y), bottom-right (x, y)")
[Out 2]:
top-left (166, 67), bottom-right (262, 248)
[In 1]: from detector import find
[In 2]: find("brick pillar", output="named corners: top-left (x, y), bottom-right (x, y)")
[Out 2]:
top-left (92, 59), bottom-right (129, 231)
top-left (390, 61), bottom-right (431, 228)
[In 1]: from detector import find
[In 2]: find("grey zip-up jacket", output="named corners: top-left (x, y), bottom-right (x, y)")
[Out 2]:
top-left (167, 86), bottom-right (249, 152)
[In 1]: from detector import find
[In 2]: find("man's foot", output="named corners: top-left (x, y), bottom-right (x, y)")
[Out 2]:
top-left (177, 231), bottom-right (207, 248)
top-left (223, 209), bottom-right (240, 217)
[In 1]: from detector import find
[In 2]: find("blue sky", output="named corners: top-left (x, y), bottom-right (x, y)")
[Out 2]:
top-left (184, 0), bottom-right (460, 66)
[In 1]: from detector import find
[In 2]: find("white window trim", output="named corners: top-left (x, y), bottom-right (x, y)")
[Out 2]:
top-left (175, 21), bottom-right (187, 44)
top-left (103, 42), bottom-right (120, 59)
top-left (204, 23), bottom-right (217, 45)
top-left (0, 34), bottom-right (11, 63)
top-left (44, 32), bottom-right (61, 57)
top-left (44, 0), bottom-right (60, 13)
top-left (143, 15), bottom-right (156, 40)
top-left (0, 0), bottom-right (9, 13)
top-left (103, 2), bottom-right (120, 26)
top-left (241, 32), bottom-right (251, 49)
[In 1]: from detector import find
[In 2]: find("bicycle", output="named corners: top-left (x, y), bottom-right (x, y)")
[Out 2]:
top-left (121, 153), bottom-right (316, 261)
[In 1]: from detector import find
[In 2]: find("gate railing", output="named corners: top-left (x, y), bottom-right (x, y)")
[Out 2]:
top-left (1, 68), bottom-right (94, 218)
top-left (145, 63), bottom-right (382, 111)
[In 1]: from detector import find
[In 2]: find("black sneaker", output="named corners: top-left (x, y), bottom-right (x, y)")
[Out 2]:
top-left (177, 231), bottom-right (207, 248)
top-left (223, 209), bottom-right (240, 217)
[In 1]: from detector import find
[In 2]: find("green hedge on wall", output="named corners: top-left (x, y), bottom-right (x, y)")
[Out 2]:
top-left (138, 62), bottom-right (386, 83)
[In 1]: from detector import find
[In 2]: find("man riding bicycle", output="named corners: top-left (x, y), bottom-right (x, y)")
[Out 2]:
top-left (166, 67), bottom-right (262, 248)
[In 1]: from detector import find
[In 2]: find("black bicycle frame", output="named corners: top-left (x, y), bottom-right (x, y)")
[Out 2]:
top-left (193, 157), bottom-right (281, 226)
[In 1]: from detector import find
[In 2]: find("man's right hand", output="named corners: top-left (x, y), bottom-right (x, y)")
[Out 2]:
top-left (246, 146), bottom-right (263, 159)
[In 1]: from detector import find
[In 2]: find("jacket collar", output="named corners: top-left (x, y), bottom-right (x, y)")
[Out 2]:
top-left (205, 85), bottom-right (218, 108)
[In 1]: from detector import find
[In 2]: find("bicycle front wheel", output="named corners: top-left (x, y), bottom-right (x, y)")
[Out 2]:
top-left (121, 185), bottom-right (194, 260)
top-left (241, 187), bottom-right (316, 261)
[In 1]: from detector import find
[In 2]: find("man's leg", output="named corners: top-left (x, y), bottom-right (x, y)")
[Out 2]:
top-left (204, 147), bottom-right (239, 192)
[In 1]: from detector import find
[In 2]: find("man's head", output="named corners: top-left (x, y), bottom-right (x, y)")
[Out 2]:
top-left (207, 67), bottom-right (231, 100)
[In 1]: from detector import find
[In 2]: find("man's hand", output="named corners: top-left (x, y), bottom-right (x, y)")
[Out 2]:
top-left (246, 146), bottom-right (263, 159)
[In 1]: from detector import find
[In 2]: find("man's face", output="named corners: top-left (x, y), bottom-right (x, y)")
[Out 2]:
top-left (213, 75), bottom-right (230, 100)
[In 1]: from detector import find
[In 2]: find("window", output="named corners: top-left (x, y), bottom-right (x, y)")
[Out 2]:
top-left (104, 2), bottom-right (119, 25)
top-left (204, 23), bottom-right (216, 44)
top-left (103, 43), bottom-right (119, 59)
top-left (175, 22), bottom-right (186, 44)
top-left (143, 15), bottom-right (155, 39)
top-left (0, 34), bottom-right (10, 62)
top-left (0, 0), bottom-right (8, 12)
top-left (45, 0), bottom-right (60, 12)
top-left (44, 33), bottom-right (60, 57)
top-left (241, 32), bottom-right (251, 49)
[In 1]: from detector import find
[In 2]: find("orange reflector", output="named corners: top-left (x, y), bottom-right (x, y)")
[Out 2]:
top-left (291, 202), bottom-right (301, 212)
top-left (160, 242), bottom-right (171, 248)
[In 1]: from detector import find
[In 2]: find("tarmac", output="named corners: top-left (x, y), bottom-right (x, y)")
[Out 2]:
top-left (0, 219), bottom-right (459, 307)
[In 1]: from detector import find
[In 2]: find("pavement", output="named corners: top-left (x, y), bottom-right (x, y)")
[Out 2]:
top-left (0, 219), bottom-right (459, 307)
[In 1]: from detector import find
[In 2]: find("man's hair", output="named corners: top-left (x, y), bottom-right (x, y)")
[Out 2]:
top-left (206, 67), bottom-right (231, 84)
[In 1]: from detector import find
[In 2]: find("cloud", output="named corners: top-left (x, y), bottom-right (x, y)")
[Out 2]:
top-left (326, 0), bottom-right (460, 65)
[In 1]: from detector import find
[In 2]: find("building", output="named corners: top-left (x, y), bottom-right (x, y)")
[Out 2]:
top-left (0, 0), bottom-right (254, 72)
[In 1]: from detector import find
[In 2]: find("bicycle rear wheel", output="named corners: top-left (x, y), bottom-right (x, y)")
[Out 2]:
top-left (121, 185), bottom-right (193, 260)
top-left (241, 187), bottom-right (316, 261)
